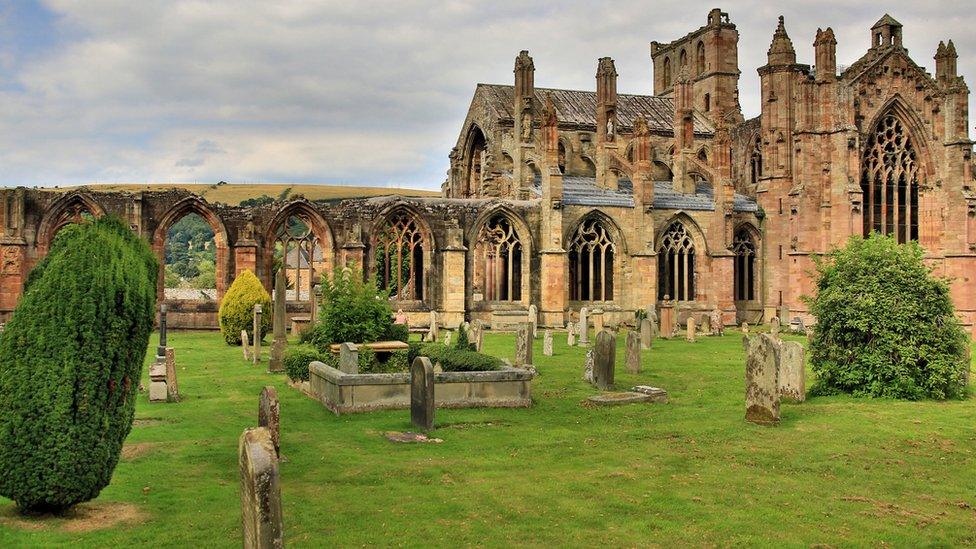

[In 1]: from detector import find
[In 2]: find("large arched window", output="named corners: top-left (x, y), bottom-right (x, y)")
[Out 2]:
top-left (466, 126), bottom-right (487, 197)
top-left (696, 41), bottom-right (706, 75)
top-left (658, 222), bottom-right (695, 301)
top-left (861, 113), bottom-right (919, 243)
top-left (662, 58), bottom-right (672, 88)
top-left (273, 215), bottom-right (323, 303)
top-left (568, 217), bottom-right (615, 302)
top-left (679, 49), bottom-right (688, 69)
top-left (557, 141), bottom-right (567, 174)
top-left (475, 215), bottom-right (523, 301)
top-left (733, 228), bottom-right (756, 301)
top-left (375, 210), bottom-right (426, 301)
top-left (750, 135), bottom-right (763, 186)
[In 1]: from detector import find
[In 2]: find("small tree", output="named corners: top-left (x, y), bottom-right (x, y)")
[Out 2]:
top-left (805, 234), bottom-right (968, 400)
top-left (310, 267), bottom-right (393, 351)
top-left (218, 269), bottom-right (272, 345)
top-left (0, 216), bottom-right (158, 513)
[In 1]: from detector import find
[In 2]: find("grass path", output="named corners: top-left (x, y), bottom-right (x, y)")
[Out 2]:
top-left (0, 329), bottom-right (973, 547)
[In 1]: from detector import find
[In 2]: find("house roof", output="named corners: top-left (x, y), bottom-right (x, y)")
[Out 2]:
top-left (477, 84), bottom-right (715, 135)
top-left (531, 176), bottom-right (759, 212)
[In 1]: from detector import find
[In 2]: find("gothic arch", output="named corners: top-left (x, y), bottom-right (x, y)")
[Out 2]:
top-left (566, 210), bottom-right (624, 303)
top-left (263, 199), bottom-right (336, 299)
top-left (656, 212), bottom-right (709, 256)
top-left (37, 192), bottom-right (106, 253)
top-left (862, 95), bottom-right (933, 179)
top-left (656, 215), bottom-right (706, 302)
top-left (662, 57), bottom-right (672, 88)
top-left (732, 223), bottom-right (761, 303)
top-left (152, 196), bottom-right (231, 301)
top-left (468, 205), bottom-right (532, 304)
top-left (463, 124), bottom-right (489, 197)
top-left (695, 41), bottom-right (706, 75)
top-left (369, 204), bottom-right (435, 305)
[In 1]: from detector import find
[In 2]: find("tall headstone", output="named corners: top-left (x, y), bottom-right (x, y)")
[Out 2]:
top-left (640, 318), bottom-right (653, 349)
top-left (699, 313), bottom-right (711, 335)
top-left (165, 347), bottom-right (179, 402)
top-left (579, 307), bottom-right (589, 345)
top-left (566, 322), bottom-right (576, 346)
top-left (241, 330), bottom-right (251, 361)
top-left (659, 300), bottom-right (674, 339)
top-left (528, 304), bottom-right (538, 338)
top-left (338, 342), bottom-right (359, 374)
top-left (258, 386), bottom-right (280, 458)
top-left (710, 309), bottom-right (724, 336)
top-left (311, 284), bottom-right (321, 325)
top-left (473, 320), bottom-right (484, 352)
top-left (779, 341), bottom-right (806, 402)
top-left (543, 330), bottom-right (553, 356)
top-left (625, 330), bottom-right (641, 374)
top-left (686, 317), bottom-right (696, 342)
top-left (582, 349), bottom-right (594, 383)
top-left (269, 269), bottom-right (287, 373)
top-left (592, 309), bottom-right (605, 334)
top-left (770, 316), bottom-right (781, 337)
top-left (239, 427), bottom-right (283, 549)
top-left (429, 310), bottom-right (439, 342)
top-left (157, 303), bottom-right (168, 358)
top-left (744, 333), bottom-right (781, 425)
top-left (252, 304), bottom-right (262, 365)
top-left (592, 330), bottom-right (616, 390)
top-left (410, 357), bottom-right (434, 431)
top-left (515, 322), bottom-right (532, 367)
top-left (778, 305), bottom-right (789, 325)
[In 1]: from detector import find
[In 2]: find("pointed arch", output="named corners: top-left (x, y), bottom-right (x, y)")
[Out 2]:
top-left (749, 133), bottom-right (763, 186)
top-left (657, 219), bottom-right (697, 302)
top-left (732, 225), bottom-right (759, 302)
top-left (463, 124), bottom-right (488, 197)
top-left (37, 192), bottom-right (106, 253)
top-left (566, 210), bottom-right (625, 303)
top-left (469, 205), bottom-right (531, 303)
top-left (370, 204), bottom-right (434, 304)
top-left (662, 57), bottom-right (672, 88)
top-left (152, 196), bottom-right (231, 301)
top-left (264, 199), bottom-right (336, 303)
top-left (695, 41), bottom-right (706, 75)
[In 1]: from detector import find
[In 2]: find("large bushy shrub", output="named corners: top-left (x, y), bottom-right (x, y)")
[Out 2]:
top-left (0, 216), bottom-right (158, 512)
top-left (805, 234), bottom-right (968, 400)
top-left (284, 347), bottom-right (324, 382)
top-left (311, 268), bottom-right (393, 351)
top-left (418, 343), bottom-right (503, 372)
top-left (218, 269), bottom-right (272, 345)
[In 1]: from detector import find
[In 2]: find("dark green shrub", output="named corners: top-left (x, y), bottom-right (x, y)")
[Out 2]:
top-left (454, 325), bottom-right (474, 351)
top-left (313, 268), bottom-right (392, 352)
top-left (804, 234), bottom-right (968, 400)
top-left (0, 216), bottom-right (158, 512)
top-left (284, 347), bottom-right (324, 382)
top-left (387, 349), bottom-right (409, 372)
top-left (218, 269), bottom-right (272, 345)
top-left (386, 323), bottom-right (409, 343)
top-left (419, 343), bottom-right (503, 372)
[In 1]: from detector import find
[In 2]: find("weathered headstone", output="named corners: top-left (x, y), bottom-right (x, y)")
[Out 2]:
top-left (311, 284), bottom-right (321, 325)
top-left (700, 314), bottom-right (711, 335)
top-left (582, 349), bottom-right (594, 383)
top-left (779, 305), bottom-right (790, 325)
top-left (789, 317), bottom-right (805, 334)
top-left (410, 356), bottom-right (435, 431)
top-left (710, 309), bottom-right (724, 336)
top-left (805, 327), bottom-right (814, 343)
top-left (157, 303), bottom-right (168, 358)
top-left (269, 269), bottom-right (287, 373)
top-left (686, 317), bottom-right (696, 342)
top-left (566, 322), bottom-right (576, 346)
top-left (252, 304), bottom-right (263, 365)
top-left (640, 318), bottom-right (653, 349)
top-left (543, 329), bottom-right (553, 356)
top-left (770, 316), bottom-right (781, 337)
top-left (528, 304), bottom-right (538, 338)
top-left (625, 330), bottom-right (641, 374)
top-left (592, 309), bottom-right (605, 334)
top-left (443, 331), bottom-right (452, 348)
top-left (659, 300), bottom-right (674, 339)
top-left (241, 330), bottom-right (251, 361)
top-left (779, 340), bottom-right (806, 402)
top-left (239, 427), bottom-right (283, 549)
top-left (741, 321), bottom-right (749, 335)
top-left (429, 310), bottom-right (439, 342)
top-left (338, 342), bottom-right (359, 374)
top-left (473, 321), bottom-right (484, 352)
top-left (744, 333), bottom-right (781, 425)
top-left (515, 322), bottom-right (533, 367)
top-left (258, 386), bottom-right (280, 458)
top-left (592, 330), bottom-right (616, 390)
top-left (148, 357), bottom-right (167, 403)
top-left (165, 347), bottom-right (179, 402)
top-left (579, 307), bottom-right (589, 345)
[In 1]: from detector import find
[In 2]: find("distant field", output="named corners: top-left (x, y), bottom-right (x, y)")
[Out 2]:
top-left (46, 183), bottom-right (440, 205)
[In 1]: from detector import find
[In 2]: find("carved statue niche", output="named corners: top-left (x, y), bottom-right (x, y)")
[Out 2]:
top-left (520, 98), bottom-right (534, 142)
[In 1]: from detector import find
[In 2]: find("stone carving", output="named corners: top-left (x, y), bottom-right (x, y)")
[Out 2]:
top-left (686, 317), bottom-right (696, 342)
top-left (640, 318), bottom-right (653, 349)
top-left (338, 342), bottom-right (359, 374)
top-left (394, 308), bottom-right (408, 326)
top-left (269, 268), bottom-right (287, 373)
top-left (473, 320), bottom-right (484, 352)
top-left (592, 330), bottom-right (616, 390)
top-left (779, 341), bottom-right (806, 402)
top-left (543, 329), bottom-right (553, 356)
top-left (744, 333), bottom-right (781, 425)
top-left (410, 356), bottom-right (435, 431)
top-left (710, 309), bottom-right (724, 336)
top-left (625, 330), bottom-right (641, 374)
top-left (515, 322), bottom-right (533, 367)
top-left (443, 331), bottom-right (452, 347)
top-left (239, 427), bottom-right (283, 549)
top-left (258, 386), bottom-right (280, 458)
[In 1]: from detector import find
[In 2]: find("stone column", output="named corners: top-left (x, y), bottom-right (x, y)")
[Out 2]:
top-left (579, 307), bottom-right (590, 345)
top-left (411, 357), bottom-right (435, 431)
top-left (157, 303), bottom-right (168, 358)
top-left (239, 427), bottom-right (283, 549)
top-left (686, 317), bottom-right (696, 342)
top-left (593, 330), bottom-right (616, 390)
top-left (269, 269), bottom-right (287, 373)
top-left (252, 304), bottom-right (262, 365)
top-left (440, 224), bottom-right (467, 328)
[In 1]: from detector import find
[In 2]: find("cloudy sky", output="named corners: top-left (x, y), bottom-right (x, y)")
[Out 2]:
top-left (0, 1), bottom-right (973, 191)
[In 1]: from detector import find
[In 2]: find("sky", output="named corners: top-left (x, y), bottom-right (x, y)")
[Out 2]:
top-left (0, 0), bottom-right (973, 191)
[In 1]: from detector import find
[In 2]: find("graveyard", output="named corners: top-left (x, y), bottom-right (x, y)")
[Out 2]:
top-left (0, 327), bottom-right (973, 547)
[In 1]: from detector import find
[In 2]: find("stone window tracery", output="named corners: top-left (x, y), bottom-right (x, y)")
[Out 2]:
top-left (375, 211), bottom-right (425, 301)
top-left (733, 228), bottom-right (756, 301)
top-left (750, 135), bottom-right (763, 186)
top-left (475, 215), bottom-right (522, 301)
top-left (860, 113), bottom-right (919, 243)
top-left (274, 215), bottom-right (322, 303)
top-left (568, 218), bottom-right (615, 302)
top-left (658, 222), bottom-right (696, 301)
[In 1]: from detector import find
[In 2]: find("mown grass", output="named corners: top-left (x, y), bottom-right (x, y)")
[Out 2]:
top-left (0, 329), bottom-right (973, 547)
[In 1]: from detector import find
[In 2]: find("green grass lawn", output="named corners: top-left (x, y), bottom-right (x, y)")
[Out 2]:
top-left (1, 329), bottom-right (974, 547)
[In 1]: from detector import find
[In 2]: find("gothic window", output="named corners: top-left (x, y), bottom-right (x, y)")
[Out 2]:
top-left (568, 217), bottom-right (615, 301)
top-left (861, 113), bottom-right (919, 243)
top-left (697, 148), bottom-right (708, 164)
top-left (476, 215), bottom-right (522, 301)
top-left (274, 215), bottom-right (322, 303)
top-left (733, 228), bottom-right (757, 301)
top-left (375, 211), bottom-right (425, 301)
top-left (466, 127), bottom-right (487, 197)
top-left (696, 41), bottom-right (706, 75)
top-left (750, 135), bottom-right (763, 185)
top-left (658, 222), bottom-right (695, 301)
top-left (663, 58), bottom-right (672, 88)
top-left (679, 49), bottom-right (688, 69)
top-left (557, 141), bottom-right (567, 174)
top-left (50, 202), bottom-right (96, 239)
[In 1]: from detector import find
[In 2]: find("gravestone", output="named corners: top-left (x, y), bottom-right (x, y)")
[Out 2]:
top-left (528, 304), bottom-right (538, 338)
top-left (640, 318), bottom-right (653, 349)
top-left (474, 321), bottom-right (484, 352)
top-left (410, 357), bottom-right (435, 431)
top-left (779, 341), bottom-right (806, 402)
top-left (429, 310), bottom-right (439, 342)
top-left (515, 323), bottom-right (533, 367)
top-left (157, 303), bottom-right (168, 358)
top-left (567, 322), bottom-right (576, 346)
top-left (770, 316), bottom-right (781, 337)
top-left (165, 347), bottom-right (179, 402)
top-left (443, 331), bottom-right (452, 348)
top-left (659, 300), bottom-right (674, 339)
top-left (338, 342), bottom-right (359, 374)
top-left (744, 333), bottom-right (781, 425)
top-left (779, 305), bottom-right (790, 325)
top-left (805, 327), bottom-right (814, 343)
top-left (252, 304), bottom-right (262, 365)
top-left (582, 349), bottom-right (594, 383)
top-left (258, 386), bottom-right (280, 458)
top-left (592, 309), bottom-right (605, 334)
top-left (592, 330), bottom-right (616, 391)
top-left (241, 330), bottom-right (251, 361)
top-left (710, 309), bottom-right (724, 336)
top-left (311, 284), bottom-right (321, 325)
top-left (625, 330), bottom-right (641, 374)
top-left (543, 329), bottom-right (553, 356)
top-left (789, 317), bottom-right (805, 334)
top-left (269, 269), bottom-right (287, 373)
top-left (686, 317), bottom-right (696, 342)
top-left (700, 313), bottom-right (711, 335)
top-left (741, 321), bottom-right (749, 335)
top-left (579, 308), bottom-right (589, 345)
top-left (239, 427), bottom-right (283, 549)
top-left (148, 357), bottom-right (167, 403)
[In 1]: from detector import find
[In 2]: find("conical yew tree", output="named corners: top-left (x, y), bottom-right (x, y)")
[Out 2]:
top-left (0, 216), bottom-right (158, 513)
top-left (218, 269), bottom-right (272, 344)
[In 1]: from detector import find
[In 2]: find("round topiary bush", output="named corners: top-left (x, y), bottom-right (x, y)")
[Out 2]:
top-left (218, 269), bottom-right (272, 345)
top-left (805, 234), bottom-right (969, 400)
top-left (0, 216), bottom-right (158, 513)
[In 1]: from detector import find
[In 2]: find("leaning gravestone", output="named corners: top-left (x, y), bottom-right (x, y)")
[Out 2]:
top-left (770, 316), bottom-right (781, 337)
top-left (686, 317), bottom-right (696, 342)
top-left (543, 330), bottom-right (553, 356)
top-left (744, 333), bottom-right (781, 425)
top-left (779, 341), bottom-right (806, 402)
top-left (258, 386), bottom-right (280, 458)
top-left (252, 304), bottom-right (263, 365)
top-left (411, 357), bottom-right (435, 431)
top-left (640, 318), bottom-right (653, 349)
top-left (528, 304), bottom-right (538, 338)
top-left (515, 323), bottom-right (533, 367)
top-left (579, 307), bottom-right (589, 345)
top-left (710, 309), bottom-right (724, 336)
top-left (242, 330), bottom-right (251, 361)
top-left (625, 330), bottom-right (641, 374)
top-left (339, 342), bottom-right (359, 374)
top-left (592, 330), bottom-right (616, 390)
top-left (566, 322), bottom-right (576, 346)
top-left (239, 427), bottom-right (283, 549)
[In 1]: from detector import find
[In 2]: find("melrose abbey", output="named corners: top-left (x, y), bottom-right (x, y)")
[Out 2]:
top-left (0, 9), bottom-right (973, 333)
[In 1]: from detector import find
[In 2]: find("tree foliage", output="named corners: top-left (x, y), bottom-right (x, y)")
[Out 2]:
top-left (805, 234), bottom-right (969, 400)
top-left (164, 213), bottom-right (216, 289)
top-left (218, 269), bottom-right (272, 345)
top-left (307, 267), bottom-right (393, 351)
top-left (0, 216), bottom-right (158, 513)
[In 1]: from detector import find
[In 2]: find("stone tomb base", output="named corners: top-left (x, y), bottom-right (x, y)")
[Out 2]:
top-left (585, 387), bottom-right (669, 407)
top-left (309, 361), bottom-right (535, 414)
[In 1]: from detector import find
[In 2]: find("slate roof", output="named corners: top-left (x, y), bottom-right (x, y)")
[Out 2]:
top-left (477, 84), bottom-right (714, 135)
top-left (531, 176), bottom-right (759, 212)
